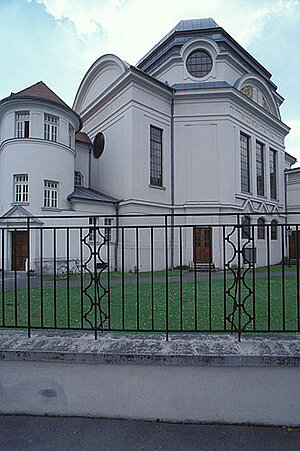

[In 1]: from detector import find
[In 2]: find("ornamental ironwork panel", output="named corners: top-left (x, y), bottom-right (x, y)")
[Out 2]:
top-left (82, 222), bottom-right (109, 336)
top-left (223, 222), bottom-right (255, 338)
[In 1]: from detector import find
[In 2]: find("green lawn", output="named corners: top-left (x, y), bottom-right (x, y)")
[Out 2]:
top-left (1, 273), bottom-right (299, 333)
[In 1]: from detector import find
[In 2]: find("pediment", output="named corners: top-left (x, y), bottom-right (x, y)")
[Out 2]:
top-left (1, 205), bottom-right (42, 225)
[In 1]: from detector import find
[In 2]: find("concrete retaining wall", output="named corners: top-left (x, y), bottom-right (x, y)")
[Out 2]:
top-left (0, 331), bottom-right (299, 426)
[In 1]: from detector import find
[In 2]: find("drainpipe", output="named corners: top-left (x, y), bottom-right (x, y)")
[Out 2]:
top-left (284, 170), bottom-right (288, 251)
top-left (170, 89), bottom-right (175, 270)
top-left (88, 144), bottom-right (92, 188)
top-left (114, 205), bottom-right (119, 272)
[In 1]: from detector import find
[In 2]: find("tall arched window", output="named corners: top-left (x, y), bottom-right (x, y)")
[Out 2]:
top-left (257, 218), bottom-right (265, 239)
top-left (271, 220), bottom-right (278, 240)
top-left (242, 216), bottom-right (251, 239)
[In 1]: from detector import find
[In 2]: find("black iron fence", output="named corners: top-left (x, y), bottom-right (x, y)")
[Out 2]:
top-left (0, 212), bottom-right (300, 340)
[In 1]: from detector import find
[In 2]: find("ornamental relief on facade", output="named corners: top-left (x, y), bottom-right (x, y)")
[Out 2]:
top-left (229, 105), bottom-right (284, 144)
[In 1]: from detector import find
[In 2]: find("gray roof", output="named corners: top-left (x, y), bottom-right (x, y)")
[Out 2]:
top-left (173, 81), bottom-right (231, 90)
top-left (67, 187), bottom-right (119, 203)
top-left (137, 18), bottom-right (219, 67)
top-left (136, 18), bottom-right (274, 89)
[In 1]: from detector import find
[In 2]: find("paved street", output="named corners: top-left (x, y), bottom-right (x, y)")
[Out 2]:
top-left (0, 415), bottom-right (299, 451)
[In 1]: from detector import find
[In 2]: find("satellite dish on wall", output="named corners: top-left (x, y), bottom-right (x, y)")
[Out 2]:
top-left (93, 132), bottom-right (105, 159)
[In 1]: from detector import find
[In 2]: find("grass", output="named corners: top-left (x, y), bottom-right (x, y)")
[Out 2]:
top-left (1, 272), bottom-right (299, 333)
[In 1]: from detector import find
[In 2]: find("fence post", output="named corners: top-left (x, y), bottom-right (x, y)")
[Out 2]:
top-left (236, 214), bottom-right (241, 341)
top-left (93, 216), bottom-right (98, 340)
top-left (27, 217), bottom-right (31, 338)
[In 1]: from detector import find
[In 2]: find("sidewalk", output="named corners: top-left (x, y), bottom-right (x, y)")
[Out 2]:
top-left (0, 415), bottom-right (299, 451)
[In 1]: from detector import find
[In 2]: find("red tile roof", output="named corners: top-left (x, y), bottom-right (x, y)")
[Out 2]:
top-left (75, 131), bottom-right (92, 144)
top-left (9, 81), bottom-right (70, 108)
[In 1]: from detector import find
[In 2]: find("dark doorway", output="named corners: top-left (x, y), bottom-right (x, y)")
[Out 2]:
top-left (289, 231), bottom-right (300, 260)
top-left (12, 231), bottom-right (28, 271)
top-left (193, 227), bottom-right (212, 263)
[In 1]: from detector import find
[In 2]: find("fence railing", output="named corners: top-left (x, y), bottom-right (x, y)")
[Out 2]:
top-left (0, 212), bottom-right (300, 340)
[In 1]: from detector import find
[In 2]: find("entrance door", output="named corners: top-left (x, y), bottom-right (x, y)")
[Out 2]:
top-left (289, 231), bottom-right (300, 260)
top-left (193, 227), bottom-right (212, 263)
top-left (12, 231), bottom-right (28, 271)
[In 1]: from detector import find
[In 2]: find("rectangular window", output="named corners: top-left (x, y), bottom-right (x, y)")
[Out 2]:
top-left (68, 123), bottom-right (74, 148)
top-left (44, 114), bottom-right (58, 142)
top-left (256, 141), bottom-right (264, 196)
top-left (16, 112), bottom-right (30, 138)
top-left (104, 218), bottom-right (113, 242)
top-left (269, 148), bottom-right (277, 199)
top-left (44, 180), bottom-right (58, 208)
top-left (14, 174), bottom-right (28, 203)
top-left (150, 125), bottom-right (163, 187)
top-left (240, 133), bottom-right (250, 193)
top-left (88, 217), bottom-right (98, 242)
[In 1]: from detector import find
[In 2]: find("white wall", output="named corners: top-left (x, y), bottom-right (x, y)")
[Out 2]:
top-left (1, 360), bottom-right (299, 426)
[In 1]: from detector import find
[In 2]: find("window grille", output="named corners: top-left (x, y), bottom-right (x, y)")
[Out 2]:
top-left (240, 133), bottom-right (250, 193)
top-left (271, 220), bottom-right (278, 240)
top-left (44, 180), bottom-right (58, 208)
top-left (269, 149), bottom-right (277, 199)
top-left (74, 171), bottom-right (83, 188)
top-left (44, 114), bottom-right (58, 142)
top-left (257, 218), bottom-right (265, 239)
top-left (69, 124), bottom-right (74, 148)
top-left (256, 141), bottom-right (264, 196)
top-left (150, 125), bottom-right (163, 187)
top-left (16, 111), bottom-right (30, 138)
top-left (242, 216), bottom-right (251, 239)
top-left (105, 218), bottom-right (113, 242)
top-left (14, 174), bottom-right (28, 203)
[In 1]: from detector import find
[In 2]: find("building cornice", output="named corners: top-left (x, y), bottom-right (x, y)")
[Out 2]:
top-left (0, 97), bottom-right (82, 133)
top-left (80, 68), bottom-right (173, 123)
top-left (0, 137), bottom-right (76, 157)
top-left (174, 86), bottom-right (290, 136)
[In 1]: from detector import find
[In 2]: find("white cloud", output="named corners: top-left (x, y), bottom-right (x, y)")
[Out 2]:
top-left (286, 120), bottom-right (300, 165)
top-left (30, 0), bottom-right (300, 64)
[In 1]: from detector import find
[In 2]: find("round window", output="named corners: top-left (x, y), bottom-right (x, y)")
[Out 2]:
top-left (186, 50), bottom-right (213, 78)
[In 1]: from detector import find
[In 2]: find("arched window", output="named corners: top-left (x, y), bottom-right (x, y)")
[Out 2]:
top-left (240, 85), bottom-right (270, 112)
top-left (257, 218), bottom-right (265, 239)
top-left (74, 171), bottom-right (83, 188)
top-left (242, 216), bottom-right (251, 239)
top-left (271, 220), bottom-right (278, 240)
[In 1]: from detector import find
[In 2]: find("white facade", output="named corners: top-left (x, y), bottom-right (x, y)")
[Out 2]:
top-left (0, 19), bottom-right (297, 272)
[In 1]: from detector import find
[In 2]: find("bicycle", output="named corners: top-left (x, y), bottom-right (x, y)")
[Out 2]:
top-left (57, 259), bottom-right (85, 280)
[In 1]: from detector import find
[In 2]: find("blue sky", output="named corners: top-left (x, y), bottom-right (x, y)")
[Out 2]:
top-left (0, 0), bottom-right (299, 159)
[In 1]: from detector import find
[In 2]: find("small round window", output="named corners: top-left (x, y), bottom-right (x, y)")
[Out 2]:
top-left (186, 50), bottom-right (213, 78)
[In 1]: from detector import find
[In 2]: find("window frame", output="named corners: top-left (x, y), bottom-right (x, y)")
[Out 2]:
top-left (43, 180), bottom-right (59, 209)
top-left (271, 220), bottom-right (278, 240)
top-left (257, 218), bottom-right (265, 240)
top-left (256, 141), bottom-right (265, 197)
top-left (104, 218), bottom-right (113, 242)
top-left (44, 113), bottom-right (59, 142)
top-left (14, 174), bottom-right (29, 203)
top-left (74, 171), bottom-right (83, 188)
top-left (150, 125), bottom-right (163, 187)
top-left (186, 50), bottom-right (213, 78)
top-left (269, 148), bottom-right (277, 200)
top-left (240, 133), bottom-right (251, 193)
top-left (69, 123), bottom-right (74, 148)
top-left (242, 216), bottom-right (251, 239)
top-left (15, 111), bottom-right (30, 138)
